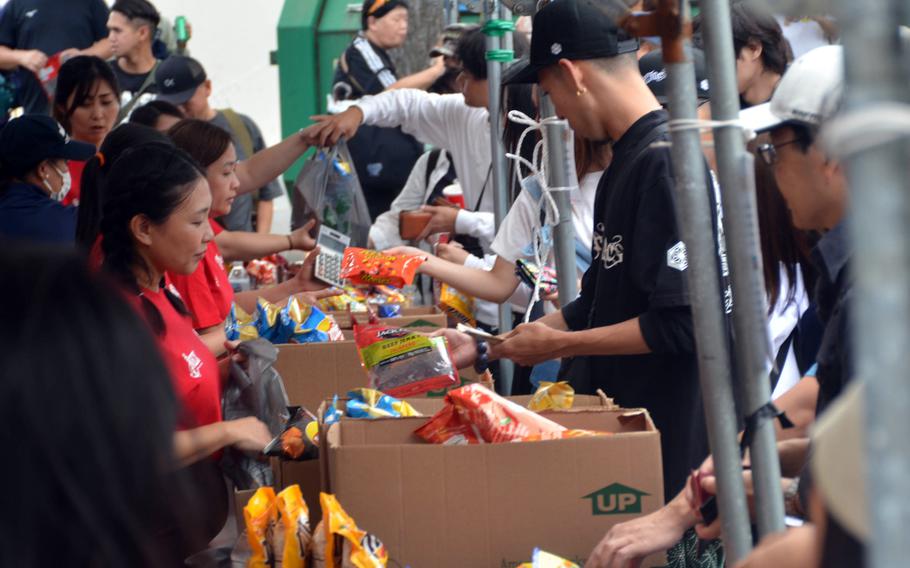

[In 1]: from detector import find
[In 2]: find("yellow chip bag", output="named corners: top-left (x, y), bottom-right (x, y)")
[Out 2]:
top-left (243, 487), bottom-right (277, 568)
top-left (276, 485), bottom-right (312, 568)
top-left (320, 492), bottom-right (388, 568)
top-left (438, 283), bottom-right (475, 327)
top-left (528, 381), bottom-right (575, 412)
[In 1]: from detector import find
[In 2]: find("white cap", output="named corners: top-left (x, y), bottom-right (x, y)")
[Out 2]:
top-left (740, 45), bottom-right (844, 133)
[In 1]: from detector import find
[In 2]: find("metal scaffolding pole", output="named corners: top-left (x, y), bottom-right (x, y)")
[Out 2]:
top-left (539, 96), bottom-right (579, 305)
top-left (483, 0), bottom-right (514, 394)
top-left (444, 0), bottom-right (459, 25)
top-left (829, 0), bottom-right (910, 564)
top-left (697, 0), bottom-right (786, 538)
top-left (657, 1), bottom-right (753, 562)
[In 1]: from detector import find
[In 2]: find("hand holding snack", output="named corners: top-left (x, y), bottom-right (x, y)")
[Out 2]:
top-left (430, 328), bottom-right (479, 369)
top-left (340, 247), bottom-right (425, 288)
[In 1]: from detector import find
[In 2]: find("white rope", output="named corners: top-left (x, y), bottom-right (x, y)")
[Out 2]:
top-left (503, 110), bottom-right (579, 323)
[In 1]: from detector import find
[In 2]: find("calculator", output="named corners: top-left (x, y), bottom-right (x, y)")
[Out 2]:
top-left (314, 225), bottom-right (350, 287)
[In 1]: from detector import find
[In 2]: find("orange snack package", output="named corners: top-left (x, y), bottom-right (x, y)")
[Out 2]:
top-left (276, 485), bottom-right (312, 568)
top-left (339, 247), bottom-right (425, 288)
top-left (243, 487), bottom-right (278, 568)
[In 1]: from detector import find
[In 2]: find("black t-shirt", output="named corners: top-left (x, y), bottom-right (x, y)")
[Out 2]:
top-left (333, 34), bottom-right (398, 99)
top-left (559, 110), bottom-right (711, 499)
top-left (0, 0), bottom-right (109, 113)
top-left (111, 59), bottom-right (158, 100)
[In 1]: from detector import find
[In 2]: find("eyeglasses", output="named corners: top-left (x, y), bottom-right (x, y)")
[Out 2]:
top-left (367, 0), bottom-right (390, 15)
top-left (757, 139), bottom-right (800, 166)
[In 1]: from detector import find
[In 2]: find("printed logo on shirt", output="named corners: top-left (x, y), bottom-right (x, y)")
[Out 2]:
top-left (215, 253), bottom-right (225, 270)
top-left (182, 350), bottom-right (203, 379)
top-left (667, 241), bottom-right (688, 271)
top-left (593, 224), bottom-right (624, 270)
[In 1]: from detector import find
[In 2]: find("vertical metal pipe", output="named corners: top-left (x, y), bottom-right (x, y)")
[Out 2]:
top-left (829, 0), bottom-right (910, 565)
top-left (444, 0), bottom-right (458, 25)
top-left (663, 33), bottom-right (754, 565)
top-left (697, 0), bottom-right (786, 538)
top-left (539, 96), bottom-right (579, 305)
top-left (484, 0), bottom-right (514, 394)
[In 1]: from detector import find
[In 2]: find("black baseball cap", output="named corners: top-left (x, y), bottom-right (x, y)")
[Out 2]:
top-left (0, 115), bottom-right (95, 176)
top-left (502, 0), bottom-right (639, 85)
top-left (639, 48), bottom-right (711, 104)
top-left (155, 55), bottom-right (207, 105)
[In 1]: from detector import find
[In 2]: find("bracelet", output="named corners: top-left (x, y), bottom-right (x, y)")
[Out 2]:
top-left (473, 339), bottom-right (489, 374)
top-left (286, 235), bottom-right (294, 250)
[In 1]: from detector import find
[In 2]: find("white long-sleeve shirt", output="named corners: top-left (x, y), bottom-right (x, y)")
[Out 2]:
top-left (356, 90), bottom-right (495, 250)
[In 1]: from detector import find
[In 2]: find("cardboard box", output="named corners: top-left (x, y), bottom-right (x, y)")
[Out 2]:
top-left (325, 406), bottom-right (665, 568)
top-left (231, 457), bottom-right (323, 533)
top-left (274, 340), bottom-right (484, 412)
top-left (329, 308), bottom-right (446, 329)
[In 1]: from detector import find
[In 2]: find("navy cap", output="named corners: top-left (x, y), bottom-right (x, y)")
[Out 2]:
top-left (639, 48), bottom-right (711, 104)
top-left (155, 55), bottom-right (207, 105)
top-left (0, 115), bottom-right (95, 176)
top-left (503, 0), bottom-right (639, 85)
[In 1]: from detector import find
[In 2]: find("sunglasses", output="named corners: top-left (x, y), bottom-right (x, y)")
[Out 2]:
top-left (757, 139), bottom-right (801, 166)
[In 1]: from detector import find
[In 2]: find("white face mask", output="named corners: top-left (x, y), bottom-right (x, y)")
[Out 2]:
top-left (43, 165), bottom-right (72, 203)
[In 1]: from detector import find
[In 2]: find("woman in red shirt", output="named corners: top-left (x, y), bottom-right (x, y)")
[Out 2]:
top-left (98, 142), bottom-right (273, 555)
top-left (168, 119), bottom-right (329, 353)
top-left (52, 56), bottom-right (121, 206)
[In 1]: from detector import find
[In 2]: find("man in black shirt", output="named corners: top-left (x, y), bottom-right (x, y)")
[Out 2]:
top-left (0, 0), bottom-right (111, 114)
top-left (107, 0), bottom-right (160, 117)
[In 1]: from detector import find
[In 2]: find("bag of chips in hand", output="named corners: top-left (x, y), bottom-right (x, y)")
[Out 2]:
top-left (340, 247), bottom-right (425, 288)
top-left (346, 388), bottom-right (422, 419)
top-left (527, 381), bottom-right (575, 412)
top-left (264, 407), bottom-right (320, 461)
top-left (437, 283), bottom-right (475, 327)
top-left (354, 318), bottom-right (458, 398)
top-left (276, 485), bottom-right (312, 568)
top-left (243, 487), bottom-right (278, 568)
top-left (314, 493), bottom-right (388, 568)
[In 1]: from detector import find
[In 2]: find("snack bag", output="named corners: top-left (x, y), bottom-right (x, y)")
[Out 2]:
top-left (346, 388), bottom-right (422, 419)
top-left (225, 303), bottom-right (259, 342)
top-left (353, 320), bottom-right (458, 398)
top-left (340, 247), bottom-right (425, 288)
top-left (243, 487), bottom-right (278, 567)
top-left (438, 283), bottom-right (476, 327)
top-left (264, 407), bottom-right (320, 461)
top-left (376, 303), bottom-right (401, 318)
top-left (518, 548), bottom-right (581, 568)
top-left (319, 493), bottom-right (388, 568)
top-left (247, 258), bottom-right (278, 286)
top-left (323, 395), bottom-right (343, 427)
top-left (528, 381), bottom-right (575, 412)
top-left (284, 297), bottom-right (345, 343)
top-left (276, 485), bottom-right (312, 568)
top-left (417, 384), bottom-right (571, 444)
top-left (515, 259), bottom-right (559, 296)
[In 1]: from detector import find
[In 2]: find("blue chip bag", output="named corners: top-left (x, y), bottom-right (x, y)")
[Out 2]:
top-left (376, 304), bottom-right (402, 318)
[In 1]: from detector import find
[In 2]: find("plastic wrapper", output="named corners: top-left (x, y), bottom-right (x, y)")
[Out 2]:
top-left (276, 485), bottom-right (312, 568)
top-left (518, 548), bottom-right (581, 568)
top-left (416, 384), bottom-right (606, 444)
top-left (220, 339), bottom-right (290, 488)
top-left (243, 487), bottom-right (278, 568)
top-left (376, 304), bottom-right (401, 318)
top-left (225, 303), bottom-right (259, 342)
top-left (438, 283), bottom-right (476, 327)
top-left (264, 407), bottom-right (320, 461)
top-left (247, 258), bottom-right (278, 286)
top-left (340, 247), bottom-right (425, 288)
top-left (291, 141), bottom-right (371, 246)
top-left (528, 381), bottom-right (575, 412)
top-left (314, 493), bottom-right (388, 568)
top-left (323, 395), bottom-right (343, 427)
top-left (249, 297), bottom-right (344, 345)
top-left (354, 319), bottom-right (459, 398)
top-left (515, 259), bottom-right (559, 296)
top-left (345, 388), bottom-right (422, 419)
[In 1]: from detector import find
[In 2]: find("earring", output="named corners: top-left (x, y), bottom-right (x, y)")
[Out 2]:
top-left (576, 87), bottom-right (588, 97)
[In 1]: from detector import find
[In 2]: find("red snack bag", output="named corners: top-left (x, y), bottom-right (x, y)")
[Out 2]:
top-left (353, 319), bottom-right (458, 398)
top-left (340, 247), bottom-right (425, 288)
top-left (416, 384), bottom-right (570, 444)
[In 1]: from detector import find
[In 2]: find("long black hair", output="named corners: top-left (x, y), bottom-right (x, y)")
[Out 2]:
top-left (53, 55), bottom-right (121, 134)
top-left (100, 143), bottom-right (206, 335)
top-left (168, 118), bottom-right (234, 169)
top-left (0, 245), bottom-right (184, 566)
top-left (76, 123), bottom-right (173, 249)
top-left (129, 100), bottom-right (185, 129)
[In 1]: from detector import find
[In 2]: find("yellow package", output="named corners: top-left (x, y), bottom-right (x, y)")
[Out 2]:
top-left (243, 487), bottom-right (277, 568)
top-left (276, 485), bottom-right (312, 568)
top-left (518, 548), bottom-right (580, 567)
top-left (528, 381), bottom-right (575, 412)
top-left (321, 492), bottom-right (388, 568)
top-left (438, 283), bottom-right (475, 327)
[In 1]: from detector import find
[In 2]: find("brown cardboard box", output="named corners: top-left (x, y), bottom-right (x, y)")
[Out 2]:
top-left (329, 308), bottom-right (446, 329)
top-left (274, 340), bottom-right (483, 412)
top-left (325, 407), bottom-right (665, 568)
top-left (231, 458), bottom-right (323, 533)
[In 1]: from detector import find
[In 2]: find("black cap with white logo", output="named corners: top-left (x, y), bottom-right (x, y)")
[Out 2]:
top-left (0, 115), bottom-right (95, 177)
top-left (502, 0), bottom-right (639, 85)
top-left (639, 48), bottom-right (711, 104)
top-left (155, 55), bottom-right (207, 105)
